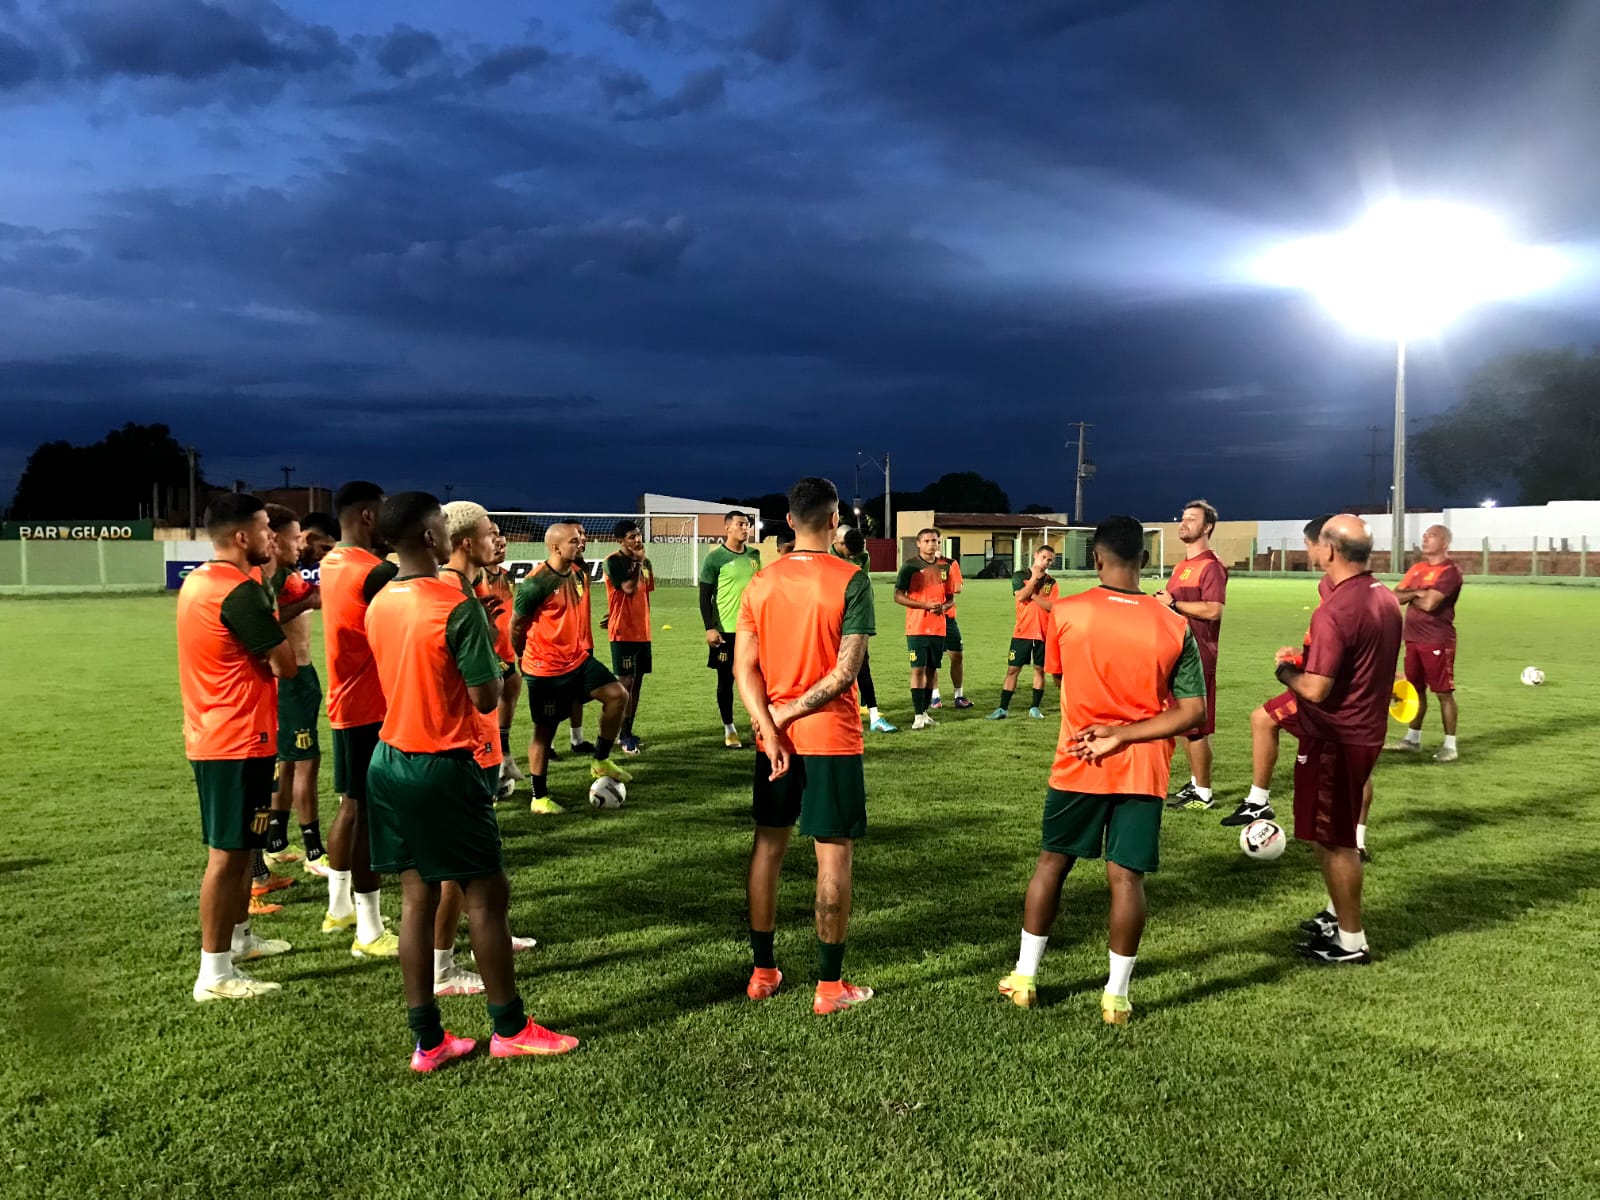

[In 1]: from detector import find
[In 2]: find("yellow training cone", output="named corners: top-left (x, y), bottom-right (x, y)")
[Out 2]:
top-left (1389, 678), bottom-right (1420, 724)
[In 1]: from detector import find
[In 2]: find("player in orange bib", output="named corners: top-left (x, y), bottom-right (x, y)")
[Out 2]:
top-left (604, 518), bottom-right (655, 755)
top-left (178, 494), bottom-right (300, 1001)
top-left (894, 528), bottom-right (953, 730)
top-left (736, 477), bottom-right (876, 1015)
top-left (998, 516), bottom-right (1205, 1024)
top-left (470, 522), bottom-right (522, 798)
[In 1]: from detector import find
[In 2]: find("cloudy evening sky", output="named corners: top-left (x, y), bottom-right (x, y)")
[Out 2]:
top-left (2, 0), bottom-right (1597, 518)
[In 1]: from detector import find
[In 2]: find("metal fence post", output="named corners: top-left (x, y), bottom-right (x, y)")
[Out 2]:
top-left (18, 538), bottom-right (27, 592)
top-left (1481, 537), bottom-right (1489, 577)
top-left (1582, 535), bottom-right (1589, 579)
top-left (1530, 538), bottom-right (1538, 578)
top-left (98, 537), bottom-right (108, 589)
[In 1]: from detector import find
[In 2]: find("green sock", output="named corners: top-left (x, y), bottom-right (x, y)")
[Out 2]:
top-left (816, 938), bottom-right (846, 983)
top-left (1032, 688), bottom-right (1044, 709)
top-left (750, 929), bottom-right (776, 969)
top-left (999, 689), bottom-right (1014, 711)
top-left (407, 1004), bottom-right (444, 1051)
top-left (488, 996), bottom-right (527, 1039)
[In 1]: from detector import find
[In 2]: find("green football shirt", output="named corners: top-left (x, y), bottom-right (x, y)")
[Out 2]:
top-left (698, 544), bottom-right (762, 632)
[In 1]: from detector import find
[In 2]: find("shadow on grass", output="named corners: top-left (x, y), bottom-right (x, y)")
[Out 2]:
top-left (0, 857), bottom-right (50, 874)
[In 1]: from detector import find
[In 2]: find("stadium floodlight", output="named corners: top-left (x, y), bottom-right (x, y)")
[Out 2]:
top-left (1480, 498), bottom-right (1498, 509)
top-left (1256, 200), bottom-right (1562, 571)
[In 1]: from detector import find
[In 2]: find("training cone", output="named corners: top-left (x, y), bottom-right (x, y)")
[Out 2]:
top-left (1389, 678), bottom-right (1420, 724)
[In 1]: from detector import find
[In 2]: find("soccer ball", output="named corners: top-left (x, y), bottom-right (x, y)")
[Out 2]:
top-left (1239, 819), bottom-right (1286, 862)
top-left (1520, 666), bottom-right (1545, 686)
top-left (589, 777), bottom-right (627, 810)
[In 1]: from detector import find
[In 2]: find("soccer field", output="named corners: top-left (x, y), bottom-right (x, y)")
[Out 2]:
top-left (4, 577), bottom-right (1600, 1198)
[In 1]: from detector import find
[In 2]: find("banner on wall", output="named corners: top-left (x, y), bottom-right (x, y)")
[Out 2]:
top-left (3, 520), bottom-right (154, 540)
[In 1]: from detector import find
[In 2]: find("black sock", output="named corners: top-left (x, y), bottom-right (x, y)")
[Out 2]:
top-left (912, 689), bottom-right (925, 715)
top-left (265, 811), bottom-right (290, 854)
top-left (299, 821), bottom-right (325, 860)
top-left (499, 727), bottom-right (511, 754)
top-left (252, 849), bottom-right (270, 881)
top-left (594, 737), bottom-right (613, 761)
top-left (621, 717), bottom-right (633, 737)
top-left (751, 929), bottom-right (777, 969)
top-left (407, 1003), bottom-right (445, 1052)
top-left (530, 774), bottom-right (548, 799)
top-left (1032, 688), bottom-right (1044, 710)
top-left (716, 673), bottom-right (735, 725)
top-left (488, 995), bottom-right (527, 1039)
top-left (999, 689), bottom-right (1014, 712)
top-left (816, 938), bottom-right (846, 983)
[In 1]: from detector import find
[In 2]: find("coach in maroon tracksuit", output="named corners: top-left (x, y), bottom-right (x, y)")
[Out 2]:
top-left (1272, 515), bottom-right (1403, 965)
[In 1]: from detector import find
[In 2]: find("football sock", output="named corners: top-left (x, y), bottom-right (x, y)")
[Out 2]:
top-left (1336, 926), bottom-right (1366, 952)
top-left (1403, 728), bottom-right (1422, 746)
top-left (1192, 779), bottom-right (1213, 802)
top-left (750, 929), bottom-right (777, 970)
top-left (723, 722), bottom-right (737, 737)
top-left (912, 689), bottom-right (926, 715)
top-left (1355, 823), bottom-right (1367, 851)
top-left (407, 1004), bottom-right (445, 1052)
top-left (1326, 896), bottom-right (1338, 919)
top-left (594, 737), bottom-right (614, 761)
top-left (1106, 951), bottom-right (1137, 998)
top-left (489, 995), bottom-right (527, 1038)
top-left (716, 674), bottom-right (735, 725)
top-left (433, 948), bottom-right (454, 977)
top-left (354, 890), bottom-right (384, 944)
top-left (569, 724), bottom-right (585, 748)
top-left (1017, 931), bottom-right (1048, 977)
top-left (499, 727), bottom-right (511, 755)
top-left (1246, 786), bottom-right (1270, 806)
top-left (300, 821), bottom-right (325, 861)
top-left (816, 938), bottom-right (846, 983)
top-left (868, 706), bottom-right (881, 723)
top-left (1031, 688), bottom-right (1044, 710)
top-left (930, 688), bottom-right (942, 703)
top-left (328, 868), bottom-right (354, 917)
top-left (529, 774), bottom-right (548, 799)
top-left (953, 687), bottom-right (964, 699)
top-left (265, 811), bottom-right (290, 854)
top-left (198, 950), bottom-right (233, 986)
top-left (1443, 734), bottom-right (1458, 751)
top-left (231, 922), bottom-right (252, 953)
top-left (999, 690), bottom-right (1014, 711)
top-left (252, 850), bottom-right (270, 882)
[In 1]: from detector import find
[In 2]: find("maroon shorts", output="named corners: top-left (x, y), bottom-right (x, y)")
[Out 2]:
top-left (1184, 671), bottom-right (1217, 740)
top-left (1262, 689), bottom-right (1304, 739)
top-left (1292, 737), bottom-right (1381, 849)
top-left (1404, 641), bottom-right (1455, 694)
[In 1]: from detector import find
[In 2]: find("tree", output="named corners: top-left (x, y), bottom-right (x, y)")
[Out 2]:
top-left (1414, 347), bottom-right (1600, 504)
top-left (716, 493), bottom-right (789, 527)
top-left (860, 472), bottom-right (1013, 521)
top-left (1020, 503), bottom-right (1057, 515)
top-left (10, 423), bottom-right (203, 520)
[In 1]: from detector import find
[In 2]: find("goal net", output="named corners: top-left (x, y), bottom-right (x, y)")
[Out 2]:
top-left (487, 512), bottom-right (711, 584)
top-left (1016, 526), bottom-right (1167, 578)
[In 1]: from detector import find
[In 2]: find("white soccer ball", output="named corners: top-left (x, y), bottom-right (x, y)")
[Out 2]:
top-left (589, 777), bottom-right (627, 810)
top-left (1520, 666), bottom-right (1545, 687)
top-left (1239, 819), bottom-right (1286, 862)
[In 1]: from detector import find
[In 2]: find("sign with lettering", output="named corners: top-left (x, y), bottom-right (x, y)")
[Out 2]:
top-left (3, 520), bottom-right (154, 541)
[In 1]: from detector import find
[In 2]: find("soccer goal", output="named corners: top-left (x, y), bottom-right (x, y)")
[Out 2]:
top-left (487, 512), bottom-right (712, 584)
top-left (1032, 526), bottom-right (1167, 578)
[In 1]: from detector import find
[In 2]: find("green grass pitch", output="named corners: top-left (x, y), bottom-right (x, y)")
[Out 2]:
top-left (3, 577), bottom-right (1600, 1198)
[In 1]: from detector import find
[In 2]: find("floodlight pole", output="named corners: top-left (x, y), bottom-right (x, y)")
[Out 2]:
top-left (1391, 338), bottom-right (1406, 574)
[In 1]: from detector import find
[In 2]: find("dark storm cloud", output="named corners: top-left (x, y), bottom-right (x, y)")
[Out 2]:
top-left (0, 29), bottom-right (38, 87)
top-left (611, 65), bottom-right (723, 120)
top-left (743, 3), bottom-right (801, 64)
top-left (610, 0), bottom-right (670, 41)
top-left (61, 0), bottom-right (347, 81)
top-left (373, 23), bottom-right (441, 78)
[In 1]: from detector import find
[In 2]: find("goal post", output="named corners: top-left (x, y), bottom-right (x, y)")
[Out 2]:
top-left (1031, 525), bottom-right (1166, 578)
top-left (486, 512), bottom-right (707, 584)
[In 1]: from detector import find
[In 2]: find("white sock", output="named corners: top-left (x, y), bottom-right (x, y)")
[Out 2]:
top-left (1355, 823), bottom-right (1367, 850)
top-left (327, 868), bottom-right (353, 918)
top-left (1326, 896), bottom-right (1338, 919)
top-left (1247, 785), bottom-right (1271, 805)
top-left (354, 890), bottom-right (384, 944)
top-left (1403, 728), bottom-right (1421, 745)
top-left (230, 921), bottom-right (252, 952)
top-left (198, 950), bottom-right (234, 985)
top-left (868, 707), bottom-right (880, 723)
top-left (724, 722), bottom-right (737, 736)
top-left (1336, 926), bottom-right (1366, 952)
top-left (953, 687), bottom-right (964, 699)
top-left (433, 948), bottom-right (454, 978)
top-left (1443, 734), bottom-right (1457, 751)
top-left (1106, 951), bottom-right (1137, 998)
top-left (931, 688), bottom-right (942, 702)
top-left (1193, 779), bottom-right (1213, 802)
top-left (570, 724), bottom-right (585, 747)
top-left (1016, 930), bottom-right (1048, 977)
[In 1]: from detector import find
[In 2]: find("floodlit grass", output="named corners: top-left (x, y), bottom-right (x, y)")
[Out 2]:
top-left (3, 577), bottom-right (1599, 1198)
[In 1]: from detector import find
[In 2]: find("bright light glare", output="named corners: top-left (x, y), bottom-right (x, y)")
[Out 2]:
top-left (1480, 498), bottom-right (1498, 508)
top-left (1255, 201), bottom-right (1564, 337)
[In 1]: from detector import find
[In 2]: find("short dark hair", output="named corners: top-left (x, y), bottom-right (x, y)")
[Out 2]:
top-left (1303, 513), bottom-right (1335, 541)
top-left (1092, 515), bottom-right (1146, 565)
top-left (775, 528), bottom-right (796, 550)
top-left (301, 511), bottom-right (340, 539)
top-left (264, 503), bottom-right (299, 533)
top-left (615, 519), bottom-right (641, 539)
top-left (842, 527), bottom-right (866, 556)
top-left (1184, 499), bottom-right (1218, 535)
top-left (377, 491), bottom-right (441, 549)
top-left (787, 477), bottom-right (839, 533)
top-left (724, 510), bottom-right (749, 524)
top-left (204, 493), bottom-right (265, 539)
top-left (333, 480), bottom-right (384, 516)
top-left (917, 527), bottom-right (940, 539)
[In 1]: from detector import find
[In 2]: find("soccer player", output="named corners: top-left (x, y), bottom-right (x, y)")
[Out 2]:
top-left (604, 519), bottom-right (655, 755)
top-left (988, 546), bottom-right (1058, 720)
top-left (1276, 516), bottom-right (1403, 965)
top-left (776, 528), bottom-right (797, 555)
top-left (836, 527), bottom-right (893, 732)
top-left (512, 523), bottom-right (633, 815)
top-left (699, 510), bottom-right (762, 748)
top-left (997, 516), bottom-right (1205, 1022)
top-left (1157, 500), bottom-right (1227, 811)
top-left (318, 480), bottom-right (400, 957)
top-left (179, 494), bottom-right (298, 1001)
top-left (929, 551), bottom-right (970, 709)
top-left (299, 512), bottom-right (340, 573)
top-left (364, 492), bottom-right (577, 1069)
top-left (1390, 523), bottom-right (1464, 763)
top-left (895, 528), bottom-right (952, 730)
top-left (1221, 514), bottom-right (1335, 828)
top-left (564, 523), bottom-right (596, 757)
top-left (737, 476), bottom-right (875, 1015)
top-left (476, 523), bottom-right (523, 797)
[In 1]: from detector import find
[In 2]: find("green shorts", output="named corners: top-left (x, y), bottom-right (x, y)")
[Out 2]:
top-left (525, 655), bottom-right (618, 725)
top-left (192, 757), bottom-right (275, 851)
top-left (906, 635), bottom-right (946, 670)
top-left (1007, 638), bottom-right (1046, 669)
top-left (276, 664), bottom-right (322, 762)
top-left (367, 741), bottom-right (503, 883)
top-left (331, 721), bottom-right (382, 802)
top-left (611, 640), bottom-right (653, 678)
top-left (1042, 788), bottom-right (1162, 873)
top-left (944, 618), bottom-right (964, 653)
top-left (753, 753), bottom-right (867, 839)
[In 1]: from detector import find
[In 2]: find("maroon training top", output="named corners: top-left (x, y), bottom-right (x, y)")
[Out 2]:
top-left (1299, 572), bottom-right (1404, 747)
top-left (1166, 549), bottom-right (1227, 670)
top-left (1400, 558), bottom-right (1463, 645)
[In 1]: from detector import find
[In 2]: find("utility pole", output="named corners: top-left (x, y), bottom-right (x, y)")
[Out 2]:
top-left (1364, 425), bottom-right (1383, 510)
top-left (1066, 422), bottom-right (1094, 524)
top-left (280, 465), bottom-right (295, 490)
top-left (186, 446), bottom-right (198, 539)
top-left (444, 483), bottom-right (455, 501)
